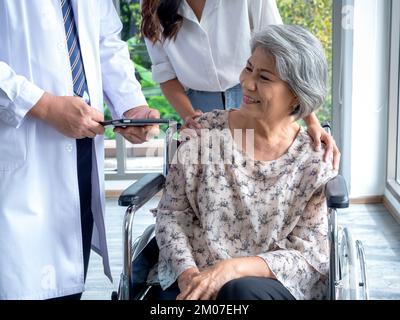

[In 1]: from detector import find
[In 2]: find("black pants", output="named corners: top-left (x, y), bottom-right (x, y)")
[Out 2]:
top-left (149, 277), bottom-right (295, 300)
top-left (49, 138), bottom-right (94, 301)
top-left (216, 277), bottom-right (295, 300)
top-left (146, 282), bottom-right (181, 300)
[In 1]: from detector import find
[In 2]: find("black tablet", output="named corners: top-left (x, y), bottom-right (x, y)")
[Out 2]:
top-left (100, 118), bottom-right (170, 127)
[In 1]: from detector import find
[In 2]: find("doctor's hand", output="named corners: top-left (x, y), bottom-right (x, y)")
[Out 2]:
top-left (29, 92), bottom-right (105, 139)
top-left (115, 106), bottom-right (160, 144)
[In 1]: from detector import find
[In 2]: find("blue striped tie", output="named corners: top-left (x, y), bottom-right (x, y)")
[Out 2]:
top-left (60, 1), bottom-right (94, 278)
top-left (61, 0), bottom-right (88, 98)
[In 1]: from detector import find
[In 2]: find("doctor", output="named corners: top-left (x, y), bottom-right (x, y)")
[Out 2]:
top-left (0, 0), bottom-right (159, 299)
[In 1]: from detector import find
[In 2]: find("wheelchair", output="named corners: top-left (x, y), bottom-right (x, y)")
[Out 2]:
top-left (111, 121), bottom-right (369, 300)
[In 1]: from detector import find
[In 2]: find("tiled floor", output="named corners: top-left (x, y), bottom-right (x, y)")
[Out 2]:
top-left (338, 204), bottom-right (400, 299)
top-left (82, 199), bottom-right (400, 300)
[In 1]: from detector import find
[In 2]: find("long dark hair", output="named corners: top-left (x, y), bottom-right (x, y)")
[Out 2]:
top-left (141, 0), bottom-right (183, 43)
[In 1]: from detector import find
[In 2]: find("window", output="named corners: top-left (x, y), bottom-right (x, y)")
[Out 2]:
top-left (397, 50), bottom-right (400, 185)
top-left (277, 0), bottom-right (333, 124)
top-left (387, 0), bottom-right (400, 201)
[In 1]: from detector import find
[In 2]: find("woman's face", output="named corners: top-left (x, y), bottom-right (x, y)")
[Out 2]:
top-left (239, 47), bottom-right (298, 122)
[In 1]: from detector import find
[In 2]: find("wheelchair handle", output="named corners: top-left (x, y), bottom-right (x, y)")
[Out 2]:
top-left (322, 121), bottom-right (331, 135)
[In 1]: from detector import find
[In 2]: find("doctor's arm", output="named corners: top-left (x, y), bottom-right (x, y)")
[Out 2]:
top-left (0, 61), bottom-right (103, 138)
top-left (99, 0), bottom-right (159, 144)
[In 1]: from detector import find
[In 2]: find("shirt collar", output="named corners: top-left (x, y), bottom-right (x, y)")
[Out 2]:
top-left (178, 0), bottom-right (221, 24)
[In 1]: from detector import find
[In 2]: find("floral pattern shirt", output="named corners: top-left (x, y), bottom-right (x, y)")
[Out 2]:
top-left (151, 110), bottom-right (337, 300)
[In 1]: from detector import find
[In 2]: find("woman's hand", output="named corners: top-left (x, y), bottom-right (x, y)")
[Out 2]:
top-left (177, 267), bottom-right (200, 293)
top-left (183, 110), bottom-right (203, 130)
top-left (307, 123), bottom-right (341, 170)
top-left (176, 260), bottom-right (238, 300)
top-left (179, 110), bottom-right (203, 141)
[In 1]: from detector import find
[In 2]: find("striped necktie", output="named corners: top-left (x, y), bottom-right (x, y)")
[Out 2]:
top-left (60, 0), bottom-right (88, 98)
top-left (60, 2), bottom-right (94, 278)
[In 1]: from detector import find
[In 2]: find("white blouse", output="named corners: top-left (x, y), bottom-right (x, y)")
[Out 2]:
top-left (152, 110), bottom-right (337, 300)
top-left (144, 0), bottom-right (282, 92)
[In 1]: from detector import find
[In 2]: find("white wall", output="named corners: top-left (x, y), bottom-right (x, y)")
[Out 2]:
top-left (349, 0), bottom-right (390, 197)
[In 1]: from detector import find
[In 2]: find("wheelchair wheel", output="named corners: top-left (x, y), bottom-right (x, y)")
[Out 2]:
top-left (336, 226), bottom-right (368, 299)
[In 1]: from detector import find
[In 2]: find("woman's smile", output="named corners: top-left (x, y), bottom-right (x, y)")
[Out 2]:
top-left (242, 94), bottom-right (261, 105)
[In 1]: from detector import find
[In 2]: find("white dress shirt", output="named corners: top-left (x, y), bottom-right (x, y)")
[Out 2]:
top-left (144, 0), bottom-right (282, 92)
top-left (0, 0), bottom-right (146, 299)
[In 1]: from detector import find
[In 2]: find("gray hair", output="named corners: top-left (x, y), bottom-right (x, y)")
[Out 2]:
top-left (250, 25), bottom-right (328, 119)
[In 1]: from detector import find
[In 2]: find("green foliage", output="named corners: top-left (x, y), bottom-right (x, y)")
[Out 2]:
top-left (135, 63), bottom-right (157, 88)
top-left (127, 37), bottom-right (152, 69)
top-left (147, 95), bottom-right (182, 130)
top-left (277, 0), bottom-right (333, 123)
top-left (103, 103), bottom-right (115, 139)
top-left (120, 1), bottom-right (141, 41)
top-left (103, 102), bottom-right (112, 121)
top-left (104, 127), bottom-right (116, 140)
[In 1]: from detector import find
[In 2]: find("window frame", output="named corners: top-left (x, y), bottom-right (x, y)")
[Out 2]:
top-left (332, 0), bottom-right (354, 187)
top-left (387, 0), bottom-right (400, 201)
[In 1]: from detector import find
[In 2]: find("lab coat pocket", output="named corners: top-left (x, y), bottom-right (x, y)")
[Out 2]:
top-left (0, 125), bottom-right (27, 172)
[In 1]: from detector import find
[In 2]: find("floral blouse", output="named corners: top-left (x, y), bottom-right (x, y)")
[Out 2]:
top-left (151, 110), bottom-right (337, 300)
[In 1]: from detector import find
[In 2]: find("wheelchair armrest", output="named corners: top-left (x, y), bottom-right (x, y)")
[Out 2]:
top-left (325, 175), bottom-right (349, 209)
top-left (118, 173), bottom-right (165, 207)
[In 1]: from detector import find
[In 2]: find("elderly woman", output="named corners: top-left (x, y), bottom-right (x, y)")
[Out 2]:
top-left (148, 25), bottom-right (337, 300)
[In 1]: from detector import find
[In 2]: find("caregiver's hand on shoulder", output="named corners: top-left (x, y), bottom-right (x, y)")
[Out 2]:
top-left (179, 110), bottom-right (203, 141)
top-left (307, 123), bottom-right (341, 170)
top-left (182, 110), bottom-right (203, 130)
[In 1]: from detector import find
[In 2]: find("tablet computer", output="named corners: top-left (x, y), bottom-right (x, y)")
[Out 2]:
top-left (100, 118), bottom-right (170, 127)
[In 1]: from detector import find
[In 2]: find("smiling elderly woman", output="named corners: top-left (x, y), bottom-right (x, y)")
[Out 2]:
top-left (148, 25), bottom-right (337, 300)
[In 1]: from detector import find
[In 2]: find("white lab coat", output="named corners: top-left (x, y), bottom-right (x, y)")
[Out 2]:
top-left (0, 0), bottom-right (146, 299)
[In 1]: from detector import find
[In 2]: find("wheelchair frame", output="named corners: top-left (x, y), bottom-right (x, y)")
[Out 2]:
top-left (111, 121), bottom-right (369, 300)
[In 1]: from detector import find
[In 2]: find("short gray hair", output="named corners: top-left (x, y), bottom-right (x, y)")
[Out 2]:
top-left (250, 25), bottom-right (328, 119)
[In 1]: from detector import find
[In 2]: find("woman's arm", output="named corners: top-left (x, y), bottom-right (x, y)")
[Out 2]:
top-left (160, 79), bottom-right (197, 120)
top-left (143, 37), bottom-right (201, 126)
top-left (176, 256), bottom-right (275, 300)
top-left (257, 183), bottom-right (333, 300)
top-left (176, 184), bottom-right (332, 301)
top-left (155, 150), bottom-right (200, 289)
